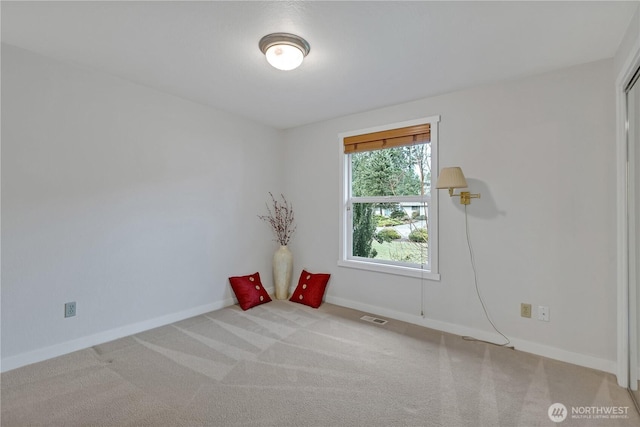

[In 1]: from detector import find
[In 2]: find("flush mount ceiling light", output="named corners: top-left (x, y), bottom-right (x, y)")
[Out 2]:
top-left (259, 32), bottom-right (310, 71)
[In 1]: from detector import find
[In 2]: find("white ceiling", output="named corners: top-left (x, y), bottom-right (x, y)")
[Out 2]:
top-left (1, 1), bottom-right (638, 129)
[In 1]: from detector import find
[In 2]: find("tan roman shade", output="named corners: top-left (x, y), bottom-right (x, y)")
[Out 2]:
top-left (343, 123), bottom-right (430, 154)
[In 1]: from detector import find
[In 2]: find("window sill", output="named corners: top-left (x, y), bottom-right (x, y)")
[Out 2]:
top-left (337, 259), bottom-right (441, 281)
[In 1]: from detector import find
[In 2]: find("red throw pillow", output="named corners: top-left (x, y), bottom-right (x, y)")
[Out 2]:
top-left (228, 272), bottom-right (272, 310)
top-left (289, 270), bottom-right (331, 309)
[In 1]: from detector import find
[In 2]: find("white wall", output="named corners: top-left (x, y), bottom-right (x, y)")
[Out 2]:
top-left (283, 59), bottom-right (618, 373)
top-left (614, 5), bottom-right (639, 81)
top-left (1, 44), bottom-right (284, 370)
top-left (614, 5), bottom-right (640, 387)
top-left (0, 43), bottom-right (622, 375)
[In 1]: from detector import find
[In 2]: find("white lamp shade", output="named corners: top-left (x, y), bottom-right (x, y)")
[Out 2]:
top-left (265, 44), bottom-right (304, 71)
top-left (436, 167), bottom-right (468, 189)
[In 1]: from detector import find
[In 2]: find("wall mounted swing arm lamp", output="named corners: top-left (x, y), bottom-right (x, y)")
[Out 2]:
top-left (435, 167), bottom-right (481, 205)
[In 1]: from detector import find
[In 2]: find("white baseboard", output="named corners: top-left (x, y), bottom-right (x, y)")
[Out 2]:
top-left (324, 295), bottom-right (616, 375)
top-left (2, 289), bottom-right (615, 376)
top-left (1, 297), bottom-right (238, 373)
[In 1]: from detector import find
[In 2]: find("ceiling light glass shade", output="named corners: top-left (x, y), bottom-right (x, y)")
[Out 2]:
top-left (264, 44), bottom-right (304, 71)
top-left (259, 33), bottom-right (310, 71)
top-left (436, 167), bottom-right (468, 189)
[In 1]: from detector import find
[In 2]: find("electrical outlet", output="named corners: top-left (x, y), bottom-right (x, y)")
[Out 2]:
top-left (521, 303), bottom-right (532, 318)
top-left (538, 305), bottom-right (550, 322)
top-left (64, 301), bottom-right (76, 318)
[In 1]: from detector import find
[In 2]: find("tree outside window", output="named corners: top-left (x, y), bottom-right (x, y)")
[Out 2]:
top-left (351, 144), bottom-right (430, 266)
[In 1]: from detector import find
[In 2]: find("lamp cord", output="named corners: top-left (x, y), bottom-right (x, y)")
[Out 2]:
top-left (461, 205), bottom-right (513, 348)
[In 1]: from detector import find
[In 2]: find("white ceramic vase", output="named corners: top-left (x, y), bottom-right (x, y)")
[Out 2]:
top-left (273, 245), bottom-right (293, 300)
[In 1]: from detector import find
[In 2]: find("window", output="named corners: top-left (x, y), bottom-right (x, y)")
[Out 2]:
top-left (339, 116), bottom-right (440, 280)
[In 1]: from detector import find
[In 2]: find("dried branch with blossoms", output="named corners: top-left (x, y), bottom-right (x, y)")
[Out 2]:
top-left (258, 193), bottom-right (296, 246)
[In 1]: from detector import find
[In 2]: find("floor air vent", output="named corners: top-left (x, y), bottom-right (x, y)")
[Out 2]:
top-left (360, 315), bottom-right (388, 325)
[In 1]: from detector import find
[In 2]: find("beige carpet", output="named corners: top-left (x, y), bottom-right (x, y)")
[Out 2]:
top-left (1, 300), bottom-right (638, 426)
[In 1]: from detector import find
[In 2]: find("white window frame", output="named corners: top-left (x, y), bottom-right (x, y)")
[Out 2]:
top-left (338, 116), bottom-right (440, 280)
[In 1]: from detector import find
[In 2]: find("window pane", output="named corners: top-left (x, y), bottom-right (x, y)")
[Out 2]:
top-left (351, 144), bottom-right (430, 197)
top-left (352, 202), bottom-right (428, 266)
